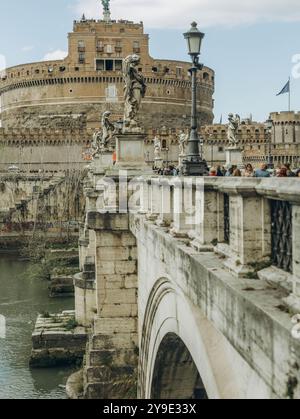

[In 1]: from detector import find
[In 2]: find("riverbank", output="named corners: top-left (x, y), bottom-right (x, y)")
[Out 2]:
top-left (0, 254), bottom-right (75, 399)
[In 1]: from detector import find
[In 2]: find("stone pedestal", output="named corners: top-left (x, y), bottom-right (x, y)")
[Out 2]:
top-left (178, 154), bottom-right (186, 168)
top-left (92, 152), bottom-right (113, 171)
top-left (113, 133), bottom-right (150, 175)
top-left (154, 157), bottom-right (163, 170)
top-left (226, 147), bottom-right (243, 167)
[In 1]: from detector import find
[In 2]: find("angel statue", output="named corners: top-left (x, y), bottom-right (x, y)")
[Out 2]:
top-left (101, 111), bottom-right (116, 149)
top-left (227, 113), bottom-right (241, 147)
top-left (101, 0), bottom-right (110, 12)
top-left (178, 130), bottom-right (188, 156)
top-left (91, 111), bottom-right (116, 157)
top-left (123, 55), bottom-right (147, 132)
top-left (91, 129), bottom-right (102, 157)
top-left (153, 136), bottom-right (162, 159)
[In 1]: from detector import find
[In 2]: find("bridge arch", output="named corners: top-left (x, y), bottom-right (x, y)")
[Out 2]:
top-left (139, 277), bottom-right (244, 399)
top-left (151, 333), bottom-right (208, 399)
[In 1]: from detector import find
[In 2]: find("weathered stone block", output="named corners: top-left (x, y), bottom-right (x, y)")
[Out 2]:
top-left (98, 246), bottom-right (130, 261)
top-left (94, 317), bottom-right (137, 334)
top-left (97, 261), bottom-right (115, 275)
top-left (124, 275), bottom-right (138, 289)
top-left (92, 333), bottom-right (138, 350)
top-left (104, 289), bottom-right (137, 305)
top-left (115, 261), bottom-right (137, 275)
top-left (88, 212), bottom-right (129, 231)
top-left (100, 303), bottom-right (137, 318)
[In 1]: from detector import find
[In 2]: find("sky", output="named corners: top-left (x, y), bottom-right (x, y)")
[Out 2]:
top-left (0, 0), bottom-right (300, 123)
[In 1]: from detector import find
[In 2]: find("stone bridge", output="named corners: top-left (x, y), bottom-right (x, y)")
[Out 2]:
top-left (0, 172), bottom-right (85, 247)
top-left (73, 169), bottom-right (300, 400)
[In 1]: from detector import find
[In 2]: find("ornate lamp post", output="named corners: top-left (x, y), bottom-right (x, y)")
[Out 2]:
top-left (264, 118), bottom-right (274, 169)
top-left (182, 22), bottom-right (208, 176)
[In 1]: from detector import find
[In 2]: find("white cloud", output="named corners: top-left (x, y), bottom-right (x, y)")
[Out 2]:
top-left (74, 0), bottom-right (300, 28)
top-left (43, 50), bottom-right (68, 61)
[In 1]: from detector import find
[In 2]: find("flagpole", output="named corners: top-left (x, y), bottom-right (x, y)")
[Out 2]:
top-left (289, 76), bottom-right (291, 112)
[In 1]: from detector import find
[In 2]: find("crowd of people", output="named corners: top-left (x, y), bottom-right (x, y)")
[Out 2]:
top-left (154, 163), bottom-right (300, 178)
top-left (209, 163), bottom-right (300, 178)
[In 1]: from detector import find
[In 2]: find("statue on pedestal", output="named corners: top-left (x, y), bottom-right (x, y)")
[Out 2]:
top-left (154, 136), bottom-right (161, 159)
top-left (92, 111), bottom-right (116, 157)
top-left (153, 136), bottom-right (163, 169)
top-left (178, 130), bottom-right (188, 156)
top-left (227, 114), bottom-right (241, 147)
top-left (122, 55), bottom-right (147, 133)
top-left (226, 114), bottom-right (243, 167)
top-left (101, 0), bottom-right (110, 12)
top-left (101, 0), bottom-right (111, 21)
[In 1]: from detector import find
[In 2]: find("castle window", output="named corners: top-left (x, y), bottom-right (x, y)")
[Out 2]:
top-left (203, 72), bottom-right (209, 81)
top-left (152, 67), bottom-right (158, 73)
top-left (78, 40), bottom-right (85, 52)
top-left (106, 45), bottom-right (113, 54)
top-left (162, 140), bottom-right (167, 149)
top-left (79, 53), bottom-right (85, 64)
top-left (176, 67), bottom-right (182, 78)
top-left (96, 60), bottom-right (105, 71)
top-left (105, 60), bottom-right (114, 71)
top-left (218, 146), bottom-right (224, 152)
top-left (96, 41), bottom-right (104, 53)
top-left (115, 41), bottom-right (122, 53)
top-left (133, 41), bottom-right (140, 53)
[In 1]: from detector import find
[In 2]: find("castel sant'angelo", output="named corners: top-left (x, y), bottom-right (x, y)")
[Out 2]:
top-left (0, 12), bottom-right (215, 130)
top-left (0, 3), bottom-right (215, 171)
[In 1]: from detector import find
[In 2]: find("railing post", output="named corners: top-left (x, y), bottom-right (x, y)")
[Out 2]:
top-left (156, 178), bottom-right (173, 227)
top-left (137, 176), bottom-right (149, 214)
top-left (217, 178), bottom-right (271, 277)
top-left (170, 177), bottom-right (194, 238)
top-left (190, 178), bottom-right (219, 252)
top-left (146, 177), bottom-right (160, 221)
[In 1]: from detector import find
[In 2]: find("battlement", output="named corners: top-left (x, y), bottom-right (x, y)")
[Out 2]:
top-left (73, 19), bottom-right (144, 33)
top-left (270, 111), bottom-right (300, 124)
top-left (0, 127), bottom-right (93, 146)
top-left (201, 123), bottom-right (267, 144)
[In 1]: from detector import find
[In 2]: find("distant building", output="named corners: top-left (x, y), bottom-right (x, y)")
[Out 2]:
top-left (201, 112), bottom-right (300, 168)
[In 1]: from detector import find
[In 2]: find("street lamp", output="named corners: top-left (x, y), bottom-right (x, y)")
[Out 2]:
top-left (182, 22), bottom-right (208, 176)
top-left (264, 118), bottom-right (274, 169)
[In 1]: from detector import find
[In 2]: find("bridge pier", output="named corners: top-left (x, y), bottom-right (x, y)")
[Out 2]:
top-left (82, 210), bottom-right (139, 399)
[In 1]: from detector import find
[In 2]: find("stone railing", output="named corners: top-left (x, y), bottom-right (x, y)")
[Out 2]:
top-left (90, 176), bottom-right (300, 313)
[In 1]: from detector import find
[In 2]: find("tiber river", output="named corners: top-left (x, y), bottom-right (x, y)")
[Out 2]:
top-left (0, 254), bottom-right (74, 399)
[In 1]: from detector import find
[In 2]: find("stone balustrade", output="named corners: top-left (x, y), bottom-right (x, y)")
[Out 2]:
top-left (91, 176), bottom-right (300, 312)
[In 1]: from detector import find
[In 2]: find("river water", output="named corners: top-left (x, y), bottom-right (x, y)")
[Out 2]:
top-left (0, 254), bottom-right (75, 399)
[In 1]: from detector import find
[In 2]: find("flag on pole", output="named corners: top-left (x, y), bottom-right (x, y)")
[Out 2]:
top-left (277, 80), bottom-right (290, 96)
